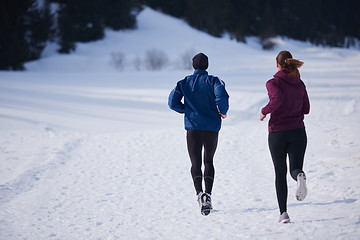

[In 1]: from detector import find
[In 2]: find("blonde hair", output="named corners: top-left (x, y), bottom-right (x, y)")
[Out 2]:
top-left (276, 50), bottom-right (304, 77)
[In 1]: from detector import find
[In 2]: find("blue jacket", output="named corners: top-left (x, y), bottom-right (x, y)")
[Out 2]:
top-left (168, 69), bottom-right (229, 131)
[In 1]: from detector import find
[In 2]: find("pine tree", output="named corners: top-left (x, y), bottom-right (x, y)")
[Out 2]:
top-left (103, 0), bottom-right (142, 30)
top-left (259, 1), bottom-right (275, 47)
top-left (0, 0), bottom-right (27, 70)
top-left (185, 0), bottom-right (225, 37)
top-left (24, 1), bottom-right (53, 60)
top-left (54, 0), bottom-right (142, 53)
top-left (0, 0), bottom-right (52, 70)
top-left (55, 0), bottom-right (104, 53)
top-left (56, 2), bottom-right (75, 53)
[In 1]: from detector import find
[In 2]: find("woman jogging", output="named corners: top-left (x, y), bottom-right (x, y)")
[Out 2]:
top-left (168, 53), bottom-right (229, 216)
top-left (260, 50), bottom-right (310, 223)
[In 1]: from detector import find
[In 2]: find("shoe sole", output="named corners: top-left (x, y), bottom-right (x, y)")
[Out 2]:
top-left (201, 205), bottom-right (211, 216)
top-left (200, 193), bottom-right (212, 216)
top-left (279, 218), bottom-right (290, 224)
top-left (296, 173), bottom-right (307, 201)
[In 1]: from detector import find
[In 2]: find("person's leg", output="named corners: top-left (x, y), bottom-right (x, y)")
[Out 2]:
top-left (186, 130), bottom-right (204, 194)
top-left (203, 131), bottom-right (219, 195)
top-left (287, 128), bottom-right (308, 201)
top-left (287, 128), bottom-right (307, 181)
top-left (268, 131), bottom-right (288, 214)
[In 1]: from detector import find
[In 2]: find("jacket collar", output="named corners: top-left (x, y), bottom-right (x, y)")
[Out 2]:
top-left (193, 69), bottom-right (208, 75)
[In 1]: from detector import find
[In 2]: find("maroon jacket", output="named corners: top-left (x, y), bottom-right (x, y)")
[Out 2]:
top-left (261, 68), bottom-right (310, 132)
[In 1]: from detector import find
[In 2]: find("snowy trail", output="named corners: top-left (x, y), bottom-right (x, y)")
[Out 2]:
top-left (1, 7), bottom-right (360, 240)
top-left (1, 75), bottom-right (360, 239)
top-left (1, 116), bottom-right (359, 239)
top-left (1, 76), bottom-right (360, 239)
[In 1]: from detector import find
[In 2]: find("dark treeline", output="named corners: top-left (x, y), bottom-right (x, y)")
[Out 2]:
top-left (0, 0), bottom-right (141, 70)
top-left (55, 0), bottom-right (142, 53)
top-left (145, 0), bottom-right (360, 48)
top-left (1, 0), bottom-right (359, 70)
top-left (0, 0), bottom-right (53, 70)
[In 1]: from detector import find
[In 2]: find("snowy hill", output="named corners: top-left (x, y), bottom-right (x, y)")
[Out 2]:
top-left (1, 7), bottom-right (360, 239)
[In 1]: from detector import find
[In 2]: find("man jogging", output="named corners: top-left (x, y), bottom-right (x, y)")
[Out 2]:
top-left (168, 53), bottom-right (229, 216)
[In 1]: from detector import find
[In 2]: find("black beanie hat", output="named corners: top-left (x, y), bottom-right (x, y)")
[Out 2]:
top-left (192, 53), bottom-right (208, 70)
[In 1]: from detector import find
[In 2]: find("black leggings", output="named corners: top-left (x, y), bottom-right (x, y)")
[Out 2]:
top-left (186, 130), bottom-right (219, 195)
top-left (268, 128), bottom-right (307, 214)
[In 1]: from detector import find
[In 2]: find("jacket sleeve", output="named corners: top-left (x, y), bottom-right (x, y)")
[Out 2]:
top-left (261, 79), bottom-right (283, 115)
top-left (168, 83), bottom-right (184, 113)
top-left (214, 78), bottom-right (229, 115)
top-left (302, 87), bottom-right (310, 114)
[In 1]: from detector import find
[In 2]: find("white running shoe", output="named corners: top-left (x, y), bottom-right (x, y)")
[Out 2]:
top-left (278, 212), bottom-right (290, 223)
top-left (296, 172), bottom-right (307, 201)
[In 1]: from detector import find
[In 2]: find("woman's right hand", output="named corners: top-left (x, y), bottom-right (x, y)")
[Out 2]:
top-left (260, 112), bottom-right (266, 121)
top-left (220, 114), bottom-right (227, 119)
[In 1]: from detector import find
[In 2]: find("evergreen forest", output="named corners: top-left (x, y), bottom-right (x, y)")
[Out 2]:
top-left (1, 0), bottom-right (359, 70)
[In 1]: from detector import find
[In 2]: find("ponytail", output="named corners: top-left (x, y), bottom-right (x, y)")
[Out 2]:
top-left (276, 51), bottom-right (304, 77)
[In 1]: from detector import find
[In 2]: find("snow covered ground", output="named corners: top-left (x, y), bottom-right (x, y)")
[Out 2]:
top-left (1, 7), bottom-right (360, 240)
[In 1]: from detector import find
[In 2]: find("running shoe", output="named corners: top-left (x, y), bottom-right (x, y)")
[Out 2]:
top-left (198, 193), bottom-right (212, 216)
top-left (278, 212), bottom-right (290, 223)
top-left (296, 172), bottom-right (307, 201)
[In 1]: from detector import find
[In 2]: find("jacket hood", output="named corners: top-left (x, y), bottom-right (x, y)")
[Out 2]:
top-left (274, 68), bottom-right (301, 84)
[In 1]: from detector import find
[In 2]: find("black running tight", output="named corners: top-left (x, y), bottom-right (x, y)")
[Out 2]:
top-left (186, 130), bottom-right (219, 195)
top-left (268, 128), bottom-right (307, 214)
